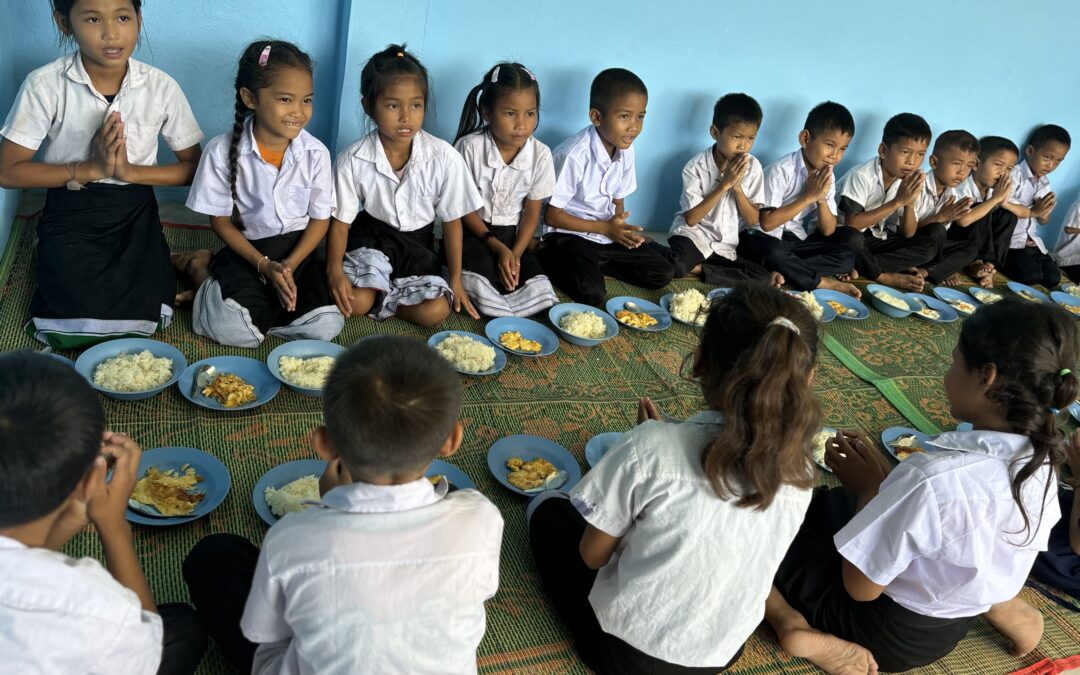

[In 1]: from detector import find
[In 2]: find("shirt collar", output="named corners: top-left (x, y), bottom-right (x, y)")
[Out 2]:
top-left (242, 118), bottom-right (312, 170)
top-left (319, 476), bottom-right (446, 514)
top-left (587, 125), bottom-right (622, 170)
top-left (793, 150), bottom-right (810, 181)
top-left (873, 156), bottom-right (892, 192)
top-left (354, 130), bottom-right (437, 179)
top-left (1019, 160), bottom-right (1046, 188)
top-left (483, 130), bottom-right (535, 171)
top-left (929, 430), bottom-right (1035, 461)
top-left (65, 51), bottom-right (146, 99)
top-left (685, 410), bottom-right (724, 425)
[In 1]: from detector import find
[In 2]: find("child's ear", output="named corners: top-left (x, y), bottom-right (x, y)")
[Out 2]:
top-left (589, 108), bottom-right (602, 127)
top-left (52, 10), bottom-right (71, 35)
top-left (798, 129), bottom-right (811, 149)
top-left (239, 87), bottom-right (257, 111)
top-left (807, 365), bottom-right (817, 387)
top-left (1025, 144), bottom-right (1035, 159)
top-left (929, 154), bottom-right (939, 170)
top-left (437, 422), bottom-right (464, 458)
top-left (877, 142), bottom-right (888, 159)
top-left (311, 426), bottom-right (340, 462)
top-left (980, 362), bottom-right (999, 391)
top-left (360, 96), bottom-right (372, 116)
top-left (709, 125), bottom-right (719, 141)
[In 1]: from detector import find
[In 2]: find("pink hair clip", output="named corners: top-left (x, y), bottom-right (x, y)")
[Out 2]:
top-left (258, 45), bottom-right (272, 67)
top-left (490, 66), bottom-right (501, 83)
top-left (523, 67), bottom-right (536, 81)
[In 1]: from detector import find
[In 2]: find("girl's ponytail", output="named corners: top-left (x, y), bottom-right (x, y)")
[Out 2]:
top-left (452, 62), bottom-right (540, 144)
top-left (454, 82), bottom-right (486, 144)
top-left (227, 92), bottom-right (247, 231)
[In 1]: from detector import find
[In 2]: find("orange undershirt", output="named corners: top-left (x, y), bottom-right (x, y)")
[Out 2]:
top-left (256, 141), bottom-right (285, 169)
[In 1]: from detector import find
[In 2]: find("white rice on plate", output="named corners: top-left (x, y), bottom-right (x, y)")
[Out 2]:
top-left (264, 475), bottom-right (320, 517)
top-left (793, 291), bottom-right (825, 320)
top-left (872, 290), bottom-right (911, 311)
top-left (559, 310), bottom-right (608, 339)
top-left (435, 334), bottom-right (497, 372)
top-left (670, 289), bottom-right (710, 325)
top-left (92, 350), bottom-right (173, 392)
top-left (278, 355), bottom-right (336, 389)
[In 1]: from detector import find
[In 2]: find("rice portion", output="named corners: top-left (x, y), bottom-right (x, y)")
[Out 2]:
top-left (872, 290), bottom-right (911, 311)
top-left (264, 475), bottom-right (320, 517)
top-left (670, 289), bottom-right (710, 325)
top-left (278, 355), bottom-right (336, 389)
top-left (435, 334), bottom-right (497, 372)
top-left (92, 350), bottom-right (173, 392)
top-left (793, 291), bottom-right (825, 320)
top-left (559, 310), bottom-right (608, 339)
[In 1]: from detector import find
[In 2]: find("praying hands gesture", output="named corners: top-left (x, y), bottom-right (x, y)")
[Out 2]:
top-left (933, 195), bottom-right (973, 224)
top-left (87, 111), bottom-right (124, 182)
top-left (605, 210), bottom-right (645, 248)
top-left (1033, 192), bottom-right (1057, 221)
top-left (990, 173), bottom-right (1013, 205)
top-left (825, 430), bottom-right (893, 507)
top-left (896, 171), bottom-right (924, 206)
top-left (805, 166), bottom-right (833, 202)
top-left (260, 258), bottom-right (298, 312)
top-left (718, 153), bottom-right (749, 193)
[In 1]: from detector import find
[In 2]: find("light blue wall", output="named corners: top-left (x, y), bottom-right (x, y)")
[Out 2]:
top-left (2, 0), bottom-right (1080, 246)
top-left (0, 2), bottom-right (20, 255)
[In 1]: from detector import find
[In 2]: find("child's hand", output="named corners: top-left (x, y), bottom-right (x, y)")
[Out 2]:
top-left (934, 196), bottom-right (973, 224)
top-left (265, 260), bottom-right (297, 312)
top-left (825, 429), bottom-right (891, 499)
top-left (637, 397), bottom-right (661, 424)
top-left (897, 171), bottom-right (923, 206)
top-left (719, 154), bottom-right (749, 192)
top-left (318, 457), bottom-right (353, 496)
top-left (1065, 227), bottom-right (1080, 236)
top-left (450, 277), bottom-right (481, 320)
top-left (111, 121), bottom-right (139, 184)
top-left (493, 242), bottom-right (520, 291)
top-left (1034, 192), bottom-right (1057, 219)
top-left (992, 174), bottom-right (1013, 204)
top-left (328, 268), bottom-right (354, 318)
top-left (805, 166), bottom-right (833, 201)
top-left (89, 111), bottom-right (123, 180)
top-left (605, 211), bottom-right (645, 248)
top-left (87, 431), bottom-right (142, 533)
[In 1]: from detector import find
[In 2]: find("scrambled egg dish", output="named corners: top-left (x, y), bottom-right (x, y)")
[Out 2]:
top-left (1018, 290), bottom-right (1041, 303)
top-left (615, 310), bottom-right (659, 329)
top-left (894, 436), bottom-right (927, 461)
top-left (131, 465), bottom-right (205, 516)
top-left (499, 331), bottom-right (542, 353)
top-left (945, 299), bottom-right (976, 314)
top-left (1063, 304), bottom-right (1080, 315)
top-left (202, 373), bottom-right (256, 408)
top-left (506, 457), bottom-right (557, 490)
top-left (915, 307), bottom-right (941, 320)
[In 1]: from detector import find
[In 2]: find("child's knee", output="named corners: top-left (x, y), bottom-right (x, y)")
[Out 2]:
top-left (348, 287), bottom-right (377, 316)
top-left (412, 299), bottom-right (451, 327)
top-left (182, 533), bottom-right (249, 583)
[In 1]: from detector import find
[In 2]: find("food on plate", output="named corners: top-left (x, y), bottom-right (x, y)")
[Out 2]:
top-left (506, 456), bottom-right (557, 490)
top-left (92, 350), bottom-right (173, 392)
top-left (944, 298), bottom-right (977, 314)
top-left (792, 291), bottom-right (824, 320)
top-left (202, 373), bottom-right (257, 407)
top-left (131, 465), bottom-right (204, 516)
top-left (615, 310), bottom-right (659, 329)
top-left (893, 436), bottom-right (927, 461)
top-left (559, 310), bottom-right (608, 339)
top-left (915, 306), bottom-right (941, 320)
top-left (970, 288), bottom-right (1002, 304)
top-left (1062, 303), bottom-right (1080, 316)
top-left (428, 474), bottom-right (445, 485)
top-left (669, 289), bottom-right (710, 325)
top-left (1017, 290), bottom-right (1041, 303)
top-left (811, 429), bottom-right (834, 467)
top-left (278, 355), bottom-right (336, 389)
top-left (1064, 284), bottom-right (1080, 298)
top-left (264, 475), bottom-right (320, 517)
top-left (435, 334), bottom-right (497, 373)
top-left (871, 290), bottom-right (911, 311)
top-left (499, 331), bottom-right (542, 353)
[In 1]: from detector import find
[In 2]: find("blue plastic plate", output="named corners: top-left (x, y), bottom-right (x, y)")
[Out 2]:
top-left (74, 338), bottom-right (187, 401)
top-left (931, 287), bottom-right (981, 316)
top-left (484, 317), bottom-right (559, 357)
top-left (967, 286), bottom-right (1005, 306)
top-left (866, 284), bottom-right (918, 318)
top-left (659, 293), bottom-right (707, 327)
top-left (585, 431), bottom-right (625, 468)
top-left (880, 427), bottom-right (933, 462)
top-left (127, 447), bottom-right (230, 526)
top-left (786, 290), bottom-right (836, 322)
top-left (428, 331), bottom-right (507, 376)
top-left (706, 287), bottom-right (733, 300)
top-left (47, 353), bottom-right (75, 367)
top-left (426, 459), bottom-right (476, 490)
top-left (605, 296), bottom-right (672, 332)
top-left (266, 340), bottom-right (345, 397)
top-left (812, 290), bottom-right (869, 320)
top-left (252, 459), bottom-right (326, 526)
top-left (905, 293), bottom-right (959, 324)
top-left (1070, 401), bottom-right (1080, 424)
top-left (487, 435), bottom-right (581, 496)
top-left (179, 356), bottom-right (281, 411)
top-left (1051, 291), bottom-right (1080, 318)
top-left (548, 303), bottom-right (619, 347)
top-left (1007, 281), bottom-right (1050, 304)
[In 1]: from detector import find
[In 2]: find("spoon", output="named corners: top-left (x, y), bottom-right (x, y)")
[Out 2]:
top-left (886, 433), bottom-right (919, 449)
top-left (523, 470), bottom-right (569, 494)
top-left (623, 301), bottom-right (669, 330)
top-left (127, 499), bottom-right (197, 519)
top-left (189, 364), bottom-right (217, 399)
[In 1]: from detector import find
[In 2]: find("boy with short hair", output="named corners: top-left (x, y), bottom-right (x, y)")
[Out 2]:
top-left (952, 136), bottom-right (1019, 284)
top-left (183, 336), bottom-right (505, 675)
top-left (1002, 124), bottom-right (1071, 288)
top-left (835, 113), bottom-right (939, 291)
top-left (665, 93), bottom-right (780, 287)
top-left (0, 351), bottom-right (206, 675)
top-left (738, 100), bottom-right (860, 296)
top-left (538, 68), bottom-right (674, 306)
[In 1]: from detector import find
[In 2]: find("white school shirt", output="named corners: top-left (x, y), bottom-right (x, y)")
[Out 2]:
top-left (332, 130), bottom-right (483, 231)
top-left (0, 52), bottom-right (203, 186)
top-left (0, 536), bottom-right (163, 674)
top-left (186, 120), bottom-right (332, 240)
top-left (1052, 199), bottom-right (1080, 266)
top-left (912, 171), bottom-right (965, 229)
top-left (542, 125), bottom-right (637, 244)
top-left (570, 412), bottom-right (812, 667)
top-left (758, 149), bottom-right (837, 240)
top-left (1008, 161), bottom-right (1052, 252)
top-left (836, 156), bottom-right (902, 239)
top-left (957, 175), bottom-right (997, 204)
top-left (454, 130), bottom-right (555, 226)
top-left (668, 148), bottom-right (764, 259)
top-left (835, 430), bottom-right (1059, 619)
top-left (241, 478), bottom-right (504, 675)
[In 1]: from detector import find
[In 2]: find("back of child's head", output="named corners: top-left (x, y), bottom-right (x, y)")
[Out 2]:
top-left (227, 40), bottom-right (314, 231)
top-left (803, 101), bottom-right (854, 138)
top-left (360, 43), bottom-right (429, 111)
top-left (711, 93), bottom-right (762, 132)
top-left (0, 351), bottom-right (105, 528)
top-left (1027, 124), bottom-right (1071, 151)
top-left (695, 284), bottom-right (819, 510)
top-left (932, 130), bottom-right (979, 157)
top-left (589, 68), bottom-right (647, 114)
top-left (454, 62), bottom-right (540, 144)
top-left (958, 299), bottom-right (1079, 536)
top-left (978, 135), bottom-right (1020, 162)
top-left (322, 335), bottom-right (463, 476)
top-left (882, 113), bottom-right (932, 147)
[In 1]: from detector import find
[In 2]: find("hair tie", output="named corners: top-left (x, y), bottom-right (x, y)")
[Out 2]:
top-left (522, 67), bottom-right (536, 81)
top-left (258, 45), bottom-right (272, 67)
top-left (1060, 368), bottom-right (1072, 377)
top-left (769, 317), bottom-right (800, 335)
top-left (490, 66), bottom-right (501, 83)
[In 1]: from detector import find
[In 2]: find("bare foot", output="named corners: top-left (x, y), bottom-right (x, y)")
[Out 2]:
top-left (910, 267), bottom-right (930, 279)
top-left (172, 250), bottom-right (211, 286)
top-left (780, 626), bottom-right (879, 675)
top-left (174, 289), bottom-right (195, 305)
top-left (978, 274), bottom-right (994, 288)
top-left (986, 597), bottom-right (1044, 657)
top-left (941, 273), bottom-right (961, 287)
top-left (690, 264), bottom-right (703, 276)
top-left (819, 276), bottom-right (862, 299)
top-left (877, 271), bottom-right (924, 292)
top-left (770, 271), bottom-right (785, 287)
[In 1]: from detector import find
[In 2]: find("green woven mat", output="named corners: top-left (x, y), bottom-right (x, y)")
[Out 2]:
top-left (2, 208), bottom-right (1079, 675)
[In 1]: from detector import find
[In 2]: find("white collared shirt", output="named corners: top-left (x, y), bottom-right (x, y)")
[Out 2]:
top-left (542, 125), bottom-right (637, 244)
top-left (0, 536), bottom-right (163, 674)
top-left (836, 156), bottom-right (902, 239)
top-left (668, 148), bottom-right (763, 259)
top-left (912, 171), bottom-right (965, 229)
top-left (835, 430), bottom-right (1060, 619)
top-left (1052, 199), bottom-right (1080, 266)
top-left (454, 131), bottom-right (555, 227)
top-left (0, 53), bottom-right (203, 186)
top-left (1008, 161), bottom-right (1052, 252)
top-left (570, 412), bottom-right (812, 667)
top-left (759, 149), bottom-right (837, 240)
top-left (332, 130), bottom-right (483, 232)
top-left (958, 175), bottom-right (994, 204)
top-left (241, 478), bottom-right (504, 675)
top-left (186, 120), bottom-right (332, 240)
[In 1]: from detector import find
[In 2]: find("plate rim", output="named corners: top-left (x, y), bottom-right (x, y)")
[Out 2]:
top-left (128, 446), bottom-right (231, 526)
top-left (178, 355), bottom-right (282, 411)
top-left (486, 434), bottom-right (582, 495)
top-left (74, 337), bottom-right (188, 396)
top-left (604, 295), bottom-right (672, 332)
top-left (252, 458), bottom-right (328, 526)
top-left (427, 330), bottom-right (508, 375)
top-left (483, 316), bottom-right (560, 357)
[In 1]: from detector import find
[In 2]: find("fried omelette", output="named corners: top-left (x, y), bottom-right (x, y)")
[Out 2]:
top-left (499, 331), bottom-right (542, 353)
top-left (202, 372), bottom-right (256, 407)
top-left (130, 465), bottom-right (205, 516)
top-left (506, 456), bottom-right (557, 490)
top-left (615, 310), bottom-right (658, 329)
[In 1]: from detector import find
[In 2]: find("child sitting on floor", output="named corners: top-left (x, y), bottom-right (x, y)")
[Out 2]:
top-left (766, 298), bottom-right (1073, 673)
top-left (529, 284), bottom-right (834, 674)
top-left (1051, 198), bottom-right (1080, 284)
top-left (0, 351), bottom-right (206, 675)
top-left (952, 135), bottom-right (1019, 286)
top-left (182, 335), bottom-right (505, 674)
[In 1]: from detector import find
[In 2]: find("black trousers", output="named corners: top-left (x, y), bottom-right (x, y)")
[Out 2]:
top-left (665, 235), bottom-right (772, 285)
top-left (774, 488), bottom-right (976, 673)
top-left (1030, 487), bottom-right (1080, 600)
top-left (1003, 246), bottom-right (1061, 288)
top-left (948, 207), bottom-right (1017, 268)
top-left (838, 228), bottom-right (938, 280)
top-left (1062, 265), bottom-right (1080, 284)
top-left (528, 496), bottom-right (743, 674)
top-left (182, 534), bottom-right (260, 672)
top-left (917, 223), bottom-right (980, 284)
top-left (158, 603), bottom-right (208, 675)
top-left (461, 224), bottom-right (546, 292)
top-left (737, 231), bottom-right (854, 291)
top-left (538, 234), bottom-right (674, 306)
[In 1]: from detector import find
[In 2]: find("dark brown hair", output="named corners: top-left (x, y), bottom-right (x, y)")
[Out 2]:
top-left (454, 62), bottom-right (540, 144)
top-left (696, 285), bottom-right (820, 509)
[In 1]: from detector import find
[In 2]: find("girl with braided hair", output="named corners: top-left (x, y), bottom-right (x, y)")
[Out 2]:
top-left (185, 40), bottom-right (342, 348)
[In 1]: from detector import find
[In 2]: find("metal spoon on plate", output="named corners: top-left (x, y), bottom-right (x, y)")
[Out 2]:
top-left (189, 364), bottom-right (217, 399)
top-left (523, 470), bottom-right (570, 494)
top-left (623, 301), bottom-right (669, 330)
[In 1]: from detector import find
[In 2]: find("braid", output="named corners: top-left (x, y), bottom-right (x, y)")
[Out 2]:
top-left (228, 92), bottom-right (247, 231)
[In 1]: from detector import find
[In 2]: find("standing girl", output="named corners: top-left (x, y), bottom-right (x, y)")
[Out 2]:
top-left (452, 62), bottom-right (557, 317)
top-left (0, 0), bottom-right (203, 349)
top-left (767, 298), bottom-right (1074, 674)
top-left (527, 285), bottom-right (857, 674)
top-left (185, 40), bottom-right (342, 348)
top-left (327, 44), bottom-right (483, 325)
